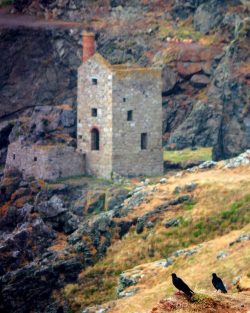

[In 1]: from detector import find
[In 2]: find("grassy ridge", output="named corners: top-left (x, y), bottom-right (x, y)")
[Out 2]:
top-left (164, 147), bottom-right (212, 163)
top-left (64, 175), bottom-right (250, 310)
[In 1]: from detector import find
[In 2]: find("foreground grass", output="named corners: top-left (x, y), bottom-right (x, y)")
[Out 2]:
top-left (64, 166), bottom-right (250, 311)
top-left (164, 147), bottom-right (212, 163)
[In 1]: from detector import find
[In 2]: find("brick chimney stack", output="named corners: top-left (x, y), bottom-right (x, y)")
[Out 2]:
top-left (82, 32), bottom-right (95, 62)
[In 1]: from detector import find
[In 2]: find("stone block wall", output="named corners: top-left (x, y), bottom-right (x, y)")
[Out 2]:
top-left (5, 141), bottom-right (85, 181)
top-left (77, 52), bottom-right (163, 178)
top-left (112, 68), bottom-right (163, 177)
top-left (77, 54), bottom-right (113, 178)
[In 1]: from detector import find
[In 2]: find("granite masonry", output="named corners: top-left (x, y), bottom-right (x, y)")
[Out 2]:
top-left (77, 32), bottom-right (163, 178)
top-left (5, 140), bottom-right (85, 180)
top-left (4, 32), bottom-right (163, 180)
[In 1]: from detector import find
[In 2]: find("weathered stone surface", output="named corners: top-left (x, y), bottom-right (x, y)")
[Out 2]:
top-left (164, 218), bottom-right (180, 228)
top-left (217, 251), bottom-right (228, 260)
top-left (223, 150), bottom-right (250, 168)
top-left (177, 62), bottom-right (202, 77)
top-left (162, 65), bottom-right (178, 94)
top-left (0, 168), bottom-right (22, 202)
top-left (190, 74), bottom-right (210, 88)
top-left (229, 233), bottom-right (250, 246)
top-left (5, 140), bottom-right (85, 181)
top-left (87, 192), bottom-right (106, 214)
top-left (107, 188), bottom-right (128, 210)
top-left (0, 258), bottom-right (82, 313)
top-left (193, 1), bottom-right (224, 34)
top-left (77, 53), bottom-right (163, 178)
top-left (184, 182), bottom-right (198, 192)
top-left (0, 28), bottom-right (81, 119)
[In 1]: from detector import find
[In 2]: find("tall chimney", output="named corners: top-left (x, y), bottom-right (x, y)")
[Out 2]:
top-left (82, 32), bottom-right (95, 62)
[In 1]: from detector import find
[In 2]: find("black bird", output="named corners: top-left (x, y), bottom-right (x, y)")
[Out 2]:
top-left (171, 273), bottom-right (194, 297)
top-left (212, 273), bottom-right (227, 293)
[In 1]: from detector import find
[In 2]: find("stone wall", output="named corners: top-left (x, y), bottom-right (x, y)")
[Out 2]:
top-left (77, 54), bottom-right (113, 178)
top-left (112, 68), bottom-right (163, 176)
top-left (5, 141), bottom-right (85, 181)
top-left (77, 52), bottom-right (163, 178)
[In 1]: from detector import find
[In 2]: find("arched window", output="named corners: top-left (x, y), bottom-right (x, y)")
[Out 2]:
top-left (91, 128), bottom-right (100, 150)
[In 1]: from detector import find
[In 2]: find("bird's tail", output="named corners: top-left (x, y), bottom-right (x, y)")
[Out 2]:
top-left (187, 289), bottom-right (194, 297)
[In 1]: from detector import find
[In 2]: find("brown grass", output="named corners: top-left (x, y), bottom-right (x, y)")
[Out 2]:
top-left (64, 165), bottom-right (250, 312)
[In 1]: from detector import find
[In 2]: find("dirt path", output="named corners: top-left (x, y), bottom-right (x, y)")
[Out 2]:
top-left (0, 9), bottom-right (82, 29)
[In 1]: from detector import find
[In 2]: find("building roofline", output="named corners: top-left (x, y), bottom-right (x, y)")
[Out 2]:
top-left (86, 52), bottom-right (161, 75)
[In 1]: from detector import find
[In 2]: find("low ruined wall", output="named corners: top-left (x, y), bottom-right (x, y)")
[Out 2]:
top-left (5, 141), bottom-right (85, 181)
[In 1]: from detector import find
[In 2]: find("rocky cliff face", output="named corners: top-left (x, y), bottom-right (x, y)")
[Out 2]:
top-left (0, 168), bottom-right (132, 313)
top-left (0, 0), bottom-right (249, 163)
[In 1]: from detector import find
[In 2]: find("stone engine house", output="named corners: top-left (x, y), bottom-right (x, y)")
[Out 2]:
top-left (77, 32), bottom-right (163, 178)
top-left (4, 32), bottom-right (163, 181)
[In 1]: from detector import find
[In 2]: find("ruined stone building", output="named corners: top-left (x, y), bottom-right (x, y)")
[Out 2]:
top-left (77, 32), bottom-right (163, 178)
top-left (5, 32), bottom-right (163, 181)
top-left (5, 140), bottom-right (85, 181)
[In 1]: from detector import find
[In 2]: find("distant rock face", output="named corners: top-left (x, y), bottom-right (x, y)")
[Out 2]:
top-left (1, 0), bottom-right (249, 166)
top-left (193, 1), bottom-right (224, 34)
top-left (168, 17), bottom-right (250, 160)
top-left (0, 27), bottom-right (81, 118)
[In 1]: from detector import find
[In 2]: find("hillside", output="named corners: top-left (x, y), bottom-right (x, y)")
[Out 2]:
top-left (0, 150), bottom-right (249, 312)
top-left (61, 158), bottom-right (250, 312)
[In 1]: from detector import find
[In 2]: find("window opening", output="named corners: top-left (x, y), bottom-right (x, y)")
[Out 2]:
top-left (141, 133), bottom-right (148, 150)
top-left (127, 110), bottom-right (133, 121)
top-left (91, 128), bottom-right (100, 150)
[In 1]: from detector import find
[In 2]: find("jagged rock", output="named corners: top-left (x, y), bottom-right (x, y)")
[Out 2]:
top-left (193, 1), bottom-right (224, 34)
top-left (169, 195), bottom-right (191, 205)
top-left (184, 182), bottom-right (198, 192)
top-left (190, 74), bottom-right (210, 88)
top-left (107, 188), bottom-right (128, 210)
top-left (0, 27), bottom-right (81, 119)
top-left (173, 245), bottom-right (202, 257)
top-left (229, 233), bottom-right (250, 246)
top-left (177, 62), bottom-right (202, 77)
top-left (0, 217), bottom-right (55, 274)
top-left (198, 160), bottom-right (216, 169)
top-left (217, 251), bottom-right (229, 259)
top-left (36, 195), bottom-right (80, 234)
top-left (136, 217), bottom-right (145, 234)
top-left (60, 108), bottom-right (75, 128)
top-left (146, 221), bottom-right (154, 229)
top-left (173, 185), bottom-right (182, 194)
top-left (0, 258), bottom-right (82, 313)
top-left (117, 272), bottom-right (140, 293)
top-left (87, 192), bottom-right (106, 214)
top-left (125, 190), bottom-right (148, 212)
top-left (165, 257), bottom-right (174, 267)
top-left (37, 195), bottom-right (67, 218)
top-left (160, 177), bottom-right (168, 184)
top-left (164, 218), bottom-right (180, 228)
top-left (162, 65), bottom-right (178, 94)
top-left (0, 169), bottom-right (22, 202)
top-left (117, 220), bottom-right (133, 238)
top-left (171, 0), bottom-right (206, 20)
top-left (223, 150), bottom-right (250, 168)
top-left (118, 288), bottom-right (139, 298)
